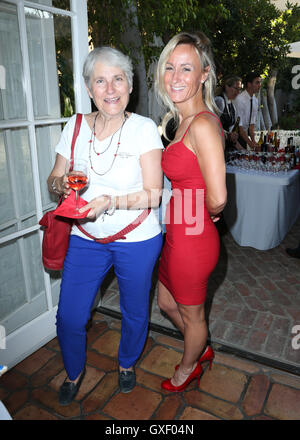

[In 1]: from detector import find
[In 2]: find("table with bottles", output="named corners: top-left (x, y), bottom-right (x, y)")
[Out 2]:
top-left (223, 144), bottom-right (300, 250)
top-left (226, 149), bottom-right (299, 174)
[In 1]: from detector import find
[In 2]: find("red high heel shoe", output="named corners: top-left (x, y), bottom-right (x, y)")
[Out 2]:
top-left (199, 346), bottom-right (214, 370)
top-left (161, 362), bottom-right (203, 392)
top-left (174, 346), bottom-right (215, 373)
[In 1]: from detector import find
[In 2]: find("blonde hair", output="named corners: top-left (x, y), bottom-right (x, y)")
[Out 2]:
top-left (155, 31), bottom-right (218, 140)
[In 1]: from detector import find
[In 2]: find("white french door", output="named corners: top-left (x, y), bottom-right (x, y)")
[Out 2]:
top-left (0, 0), bottom-right (90, 369)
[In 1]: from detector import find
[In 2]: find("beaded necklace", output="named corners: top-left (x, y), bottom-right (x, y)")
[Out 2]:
top-left (88, 111), bottom-right (128, 176)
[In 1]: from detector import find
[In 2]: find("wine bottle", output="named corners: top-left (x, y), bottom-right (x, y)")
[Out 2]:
top-left (258, 131), bottom-right (263, 150)
top-left (290, 137), bottom-right (296, 167)
top-left (261, 135), bottom-right (267, 152)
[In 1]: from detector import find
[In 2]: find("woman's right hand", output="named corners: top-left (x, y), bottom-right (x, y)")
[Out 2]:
top-left (48, 153), bottom-right (72, 198)
top-left (52, 175), bottom-right (71, 198)
top-left (61, 175), bottom-right (72, 198)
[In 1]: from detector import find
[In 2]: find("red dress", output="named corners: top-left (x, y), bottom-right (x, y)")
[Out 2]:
top-left (158, 111), bottom-right (223, 305)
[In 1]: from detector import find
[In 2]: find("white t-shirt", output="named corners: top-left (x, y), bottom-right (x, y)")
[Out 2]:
top-left (233, 90), bottom-right (258, 130)
top-left (55, 113), bottom-right (163, 242)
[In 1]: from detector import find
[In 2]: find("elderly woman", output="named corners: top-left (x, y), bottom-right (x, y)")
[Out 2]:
top-left (155, 31), bottom-right (226, 392)
top-left (215, 75), bottom-right (244, 151)
top-left (47, 47), bottom-right (163, 404)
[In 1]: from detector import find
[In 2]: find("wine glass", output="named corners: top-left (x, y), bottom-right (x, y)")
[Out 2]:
top-left (265, 152), bottom-right (272, 172)
top-left (249, 150), bottom-right (255, 170)
top-left (65, 158), bottom-right (89, 215)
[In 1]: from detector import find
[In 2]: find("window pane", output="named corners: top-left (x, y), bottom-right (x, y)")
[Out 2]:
top-left (36, 124), bottom-right (63, 207)
top-left (25, 7), bottom-right (74, 119)
top-left (23, 231), bottom-right (44, 301)
top-left (0, 232), bottom-right (47, 335)
top-left (0, 128), bottom-right (36, 228)
top-left (0, 239), bottom-right (27, 321)
top-left (33, 0), bottom-right (70, 10)
top-left (0, 224), bottom-right (17, 240)
top-left (0, 129), bottom-right (13, 223)
top-left (0, 2), bottom-right (27, 121)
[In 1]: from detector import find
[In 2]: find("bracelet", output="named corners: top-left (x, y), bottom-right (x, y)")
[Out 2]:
top-left (104, 195), bottom-right (116, 216)
top-left (51, 177), bottom-right (61, 194)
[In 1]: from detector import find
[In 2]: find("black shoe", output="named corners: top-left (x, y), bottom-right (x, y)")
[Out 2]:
top-left (286, 248), bottom-right (300, 259)
top-left (58, 368), bottom-right (86, 406)
top-left (118, 369), bottom-right (136, 393)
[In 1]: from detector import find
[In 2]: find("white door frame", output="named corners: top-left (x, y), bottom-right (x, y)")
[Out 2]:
top-left (0, 0), bottom-right (90, 369)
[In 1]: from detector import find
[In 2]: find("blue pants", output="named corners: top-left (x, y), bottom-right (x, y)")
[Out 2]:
top-left (56, 233), bottom-right (162, 380)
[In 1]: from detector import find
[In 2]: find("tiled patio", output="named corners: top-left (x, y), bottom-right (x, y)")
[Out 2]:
top-left (101, 215), bottom-right (300, 375)
top-left (1, 214), bottom-right (299, 421)
top-left (1, 311), bottom-right (300, 421)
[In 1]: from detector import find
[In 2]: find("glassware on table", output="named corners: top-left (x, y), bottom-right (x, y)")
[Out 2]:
top-left (279, 152), bottom-right (285, 172)
top-left (65, 158), bottom-right (89, 215)
top-left (249, 150), bottom-right (255, 169)
top-left (253, 151), bottom-right (259, 170)
top-left (270, 153), bottom-right (276, 173)
top-left (273, 153), bottom-right (281, 173)
top-left (265, 152), bottom-right (271, 172)
top-left (258, 152), bottom-right (265, 172)
top-left (244, 151), bottom-right (251, 170)
top-left (233, 151), bottom-right (239, 166)
top-left (284, 153), bottom-right (292, 172)
top-left (228, 151), bottom-right (235, 166)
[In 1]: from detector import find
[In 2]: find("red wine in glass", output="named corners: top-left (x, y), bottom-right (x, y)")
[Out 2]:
top-left (66, 159), bottom-right (89, 215)
top-left (67, 174), bottom-right (88, 191)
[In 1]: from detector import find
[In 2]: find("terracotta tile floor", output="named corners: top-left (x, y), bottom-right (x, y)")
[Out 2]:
top-left (1, 311), bottom-right (300, 420)
top-left (100, 215), bottom-right (300, 374)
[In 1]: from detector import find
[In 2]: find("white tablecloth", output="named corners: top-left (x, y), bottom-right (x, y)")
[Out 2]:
top-left (223, 166), bottom-right (300, 250)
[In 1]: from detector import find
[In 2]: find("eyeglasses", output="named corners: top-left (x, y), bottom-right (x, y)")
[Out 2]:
top-left (232, 86), bottom-right (242, 91)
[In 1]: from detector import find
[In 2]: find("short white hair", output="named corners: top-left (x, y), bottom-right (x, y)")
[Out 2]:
top-left (83, 46), bottom-right (133, 90)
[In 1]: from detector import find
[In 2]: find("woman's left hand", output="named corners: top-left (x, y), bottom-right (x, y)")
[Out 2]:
top-left (79, 195), bottom-right (111, 219)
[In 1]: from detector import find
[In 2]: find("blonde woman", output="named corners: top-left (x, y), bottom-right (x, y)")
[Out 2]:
top-left (155, 32), bottom-right (227, 392)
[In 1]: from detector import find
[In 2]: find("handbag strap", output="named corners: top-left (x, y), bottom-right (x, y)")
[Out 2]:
top-left (70, 113), bottom-right (83, 169)
top-left (74, 208), bottom-right (151, 244)
top-left (57, 113), bottom-right (82, 206)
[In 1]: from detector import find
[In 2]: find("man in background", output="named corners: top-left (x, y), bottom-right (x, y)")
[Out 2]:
top-left (234, 72), bottom-right (262, 150)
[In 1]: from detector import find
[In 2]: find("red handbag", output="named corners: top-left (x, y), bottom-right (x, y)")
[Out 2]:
top-left (39, 113), bottom-right (82, 270)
